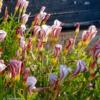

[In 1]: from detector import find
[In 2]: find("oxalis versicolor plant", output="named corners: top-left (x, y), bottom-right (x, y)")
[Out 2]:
top-left (0, 0), bottom-right (100, 100)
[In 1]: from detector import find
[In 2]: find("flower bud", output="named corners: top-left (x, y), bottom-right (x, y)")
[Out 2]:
top-left (19, 0), bottom-right (26, 14)
top-left (54, 20), bottom-right (62, 27)
top-left (54, 44), bottom-right (62, 57)
top-left (41, 25), bottom-right (50, 42)
top-left (73, 60), bottom-right (86, 76)
top-left (60, 65), bottom-right (71, 79)
top-left (82, 25), bottom-right (97, 46)
top-left (14, 0), bottom-right (21, 14)
top-left (74, 23), bottom-right (80, 35)
top-left (3, 7), bottom-right (9, 22)
top-left (23, 68), bottom-right (30, 82)
top-left (0, 30), bottom-right (7, 42)
top-left (15, 0), bottom-right (29, 15)
top-left (20, 36), bottom-right (26, 50)
top-left (50, 20), bottom-right (62, 41)
top-left (64, 38), bottom-right (74, 54)
top-left (23, 1), bottom-right (29, 14)
top-left (49, 74), bottom-right (57, 86)
top-left (21, 13), bottom-right (29, 25)
top-left (40, 6), bottom-right (46, 13)
top-left (21, 24), bottom-right (26, 32)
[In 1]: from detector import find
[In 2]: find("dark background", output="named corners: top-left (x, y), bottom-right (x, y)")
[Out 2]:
top-left (3, 0), bottom-right (100, 27)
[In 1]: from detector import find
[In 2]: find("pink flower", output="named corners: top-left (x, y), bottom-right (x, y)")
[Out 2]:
top-left (50, 20), bottom-right (62, 38)
top-left (73, 60), bottom-right (87, 76)
top-left (15, 0), bottom-right (21, 9)
top-left (88, 25), bottom-right (97, 36)
top-left (0, 30), bottom-right (7, 42)
top-left (41, 25), bottom-right (50, 42)
top-left (9, 60), bottom-right (24, 78)
top-left (54, 20), bottom-right (62, 27)
top-left (22, 1), bottom-right (29, 14)
top-left (82, 30), bottom-right (88, 41)
top-left (33, 6), bottom-right (48, 25)
top-left (15, 0), bottom-right (23, 14)
top-left (74, 23), bottom-right (80, 35)
top-left (15, 0), bottom-right (29, 14)
top-left (21, 13), bottom-right (30, 25)
top-left (42, 25), bottom-right (50, 35)
top-left (64, 38), bottom-right (74, 53)
top-left (54, 44), bottom-right (62, 57)
top-left (26, 76), bottom-right (37, 92)
top-left (3, 7), bottom-right (9, 22)
top-left (40, 6), bottom-right (46, 13)
top-left (82, 25), bottom-right (97, 46)
top-left (33, 25), bottom-right (50, 41)
top-left (33, 25), bottom-right (50, 42)
top-left (0, 60), bottom-right (7, 73)
top-left (19, 0), bottom-right (27, 14)
top-left (39, 8), bottom-right (47, 21)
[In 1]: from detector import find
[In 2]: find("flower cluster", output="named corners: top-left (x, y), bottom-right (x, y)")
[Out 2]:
top-left (0, 0), bottom-right (99, 99)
